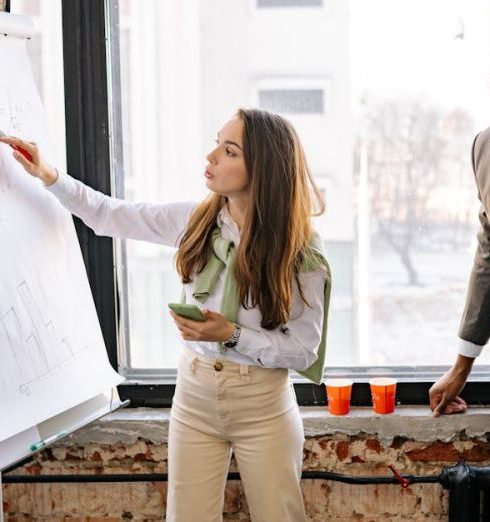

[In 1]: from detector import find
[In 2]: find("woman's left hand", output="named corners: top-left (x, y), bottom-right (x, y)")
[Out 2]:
top-left (170, 308), bottom-right (235, 342)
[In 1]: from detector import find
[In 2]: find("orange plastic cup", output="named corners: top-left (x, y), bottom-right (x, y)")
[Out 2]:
top-left (369, 378), bottom-right (397, 414)
top-left (325, 379), bottom-right (353, 415)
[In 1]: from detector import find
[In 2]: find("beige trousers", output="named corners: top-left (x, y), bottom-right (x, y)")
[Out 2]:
top-left (166, 344), bottom-right (306, 522)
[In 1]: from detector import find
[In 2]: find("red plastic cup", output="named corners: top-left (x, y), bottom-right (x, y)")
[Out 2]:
top-left (369, 378), bottom-right (397, 414)
top-left (325, 379), bottom-right (353, 415)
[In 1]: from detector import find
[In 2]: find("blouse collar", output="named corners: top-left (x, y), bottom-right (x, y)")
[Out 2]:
top-left (217, 204), bottom-right (241, 242)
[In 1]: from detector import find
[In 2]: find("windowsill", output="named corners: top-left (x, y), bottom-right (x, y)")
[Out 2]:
top-left (64, 406), bottom-right (490, 448)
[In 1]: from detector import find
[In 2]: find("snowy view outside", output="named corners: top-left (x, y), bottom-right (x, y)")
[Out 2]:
top-left (352, 0), bottom-right (490, 367)
top-left (12, 0), bottom-right (490, 373)
top-left (113, 0), bottom-right (490, 372)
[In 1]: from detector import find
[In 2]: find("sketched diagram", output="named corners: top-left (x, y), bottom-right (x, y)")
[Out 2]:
top-left (0, 281), bottom-right (89, 396)
top-left (0, 151), bottom-right (12, 194)
top-left (0, 85), bottom-right (34, 193)
top-left (0, 85), bottom-right (34, 138)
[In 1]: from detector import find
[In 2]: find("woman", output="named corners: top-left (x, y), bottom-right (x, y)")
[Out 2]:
top-left (1, 108), bottom-right (330, 522)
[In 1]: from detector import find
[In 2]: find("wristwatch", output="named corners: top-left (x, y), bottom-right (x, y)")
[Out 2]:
top-left (223, 323), bottom-right (241, 348)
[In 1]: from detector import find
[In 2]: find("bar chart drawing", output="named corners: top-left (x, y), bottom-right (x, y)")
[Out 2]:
top-left (0, 18), bottom-right (125, 447)
top-left (1, 280), bottom-right (92, 396)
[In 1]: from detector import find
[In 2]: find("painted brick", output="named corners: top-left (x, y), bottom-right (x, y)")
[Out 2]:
top-left (223, 482), bottom-right (242, 513)
top-left (462, 441), bottom-right (490, 462)
top-left (406, 441), bottom-right (464, 462)
top-left (418, 483), bottom-right (447, 515)
top-left (335, 441), bottom-right (350, 461)
top-left (301, 480), bottom-right (329, 517)
top-left (365, 439), bottom-right (382, 453)
top-left (4, 434), bottom-right (490, 520)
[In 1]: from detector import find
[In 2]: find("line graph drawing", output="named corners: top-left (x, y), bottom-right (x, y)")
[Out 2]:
top-left (0, 145), bottom-right (12, 194)
top-left (0, 85), bottom-right (11, 131)
top-left (0, 25), bottom-right (125, 446)
top-left (1, 280), bottom-right (92, 396)
top-left (0, 84), bottom-right (34, 139)
top-left (0, 83), bottom-right (34, 194)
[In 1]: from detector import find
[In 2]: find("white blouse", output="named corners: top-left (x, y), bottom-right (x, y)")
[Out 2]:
top-left (46, 173), bottom-right (327, 371)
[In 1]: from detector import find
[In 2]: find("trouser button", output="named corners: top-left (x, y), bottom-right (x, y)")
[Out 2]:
top-left (213, 361), bottom-right (223, 371)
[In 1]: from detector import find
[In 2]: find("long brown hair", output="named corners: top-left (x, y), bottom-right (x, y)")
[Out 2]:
top-left (175, 108), bottom-right (325, 329)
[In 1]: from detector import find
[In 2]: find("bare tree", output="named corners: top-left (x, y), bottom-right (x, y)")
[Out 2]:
top-left (359, 97), bottom-right (474, 285)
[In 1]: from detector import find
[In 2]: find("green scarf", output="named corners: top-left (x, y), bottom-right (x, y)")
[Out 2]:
top-left (182, 227), bottom-right (331, 384)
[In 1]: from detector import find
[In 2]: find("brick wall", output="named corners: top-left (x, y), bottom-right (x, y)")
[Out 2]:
top-left (3, 408), bottom-right (490, 521)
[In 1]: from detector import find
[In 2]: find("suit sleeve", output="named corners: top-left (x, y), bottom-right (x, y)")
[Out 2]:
top-left (458, 130), bottom-right (490, 347)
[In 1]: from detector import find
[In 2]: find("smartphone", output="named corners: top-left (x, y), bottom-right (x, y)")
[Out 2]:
top-left (168, 303), bottom-right (206, 321)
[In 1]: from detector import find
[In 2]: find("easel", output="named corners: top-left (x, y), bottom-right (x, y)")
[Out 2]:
top-left (0, 392), bottom-right (130, 522)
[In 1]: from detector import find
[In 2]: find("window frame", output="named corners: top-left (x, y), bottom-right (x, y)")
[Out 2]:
top-left (253, 0), bottom-right (327, 11)
top-left (60, 0), bottom-right (490, 408)
top-left (254, 77), bottom-right (331, 119)
top-left (249, 0), bottom-right (329, 22)
top-left (255, 0), bottom-right (324, 10)
top-left (61, 0), bottom-right (119, 371)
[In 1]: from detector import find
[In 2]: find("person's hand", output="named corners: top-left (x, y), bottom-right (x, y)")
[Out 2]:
top-left (170, 308), bottom-right (235, 342)
top-left (429, 355), bottom-right (474, 417)
top-left (0, 135), bottom-right (58, 186)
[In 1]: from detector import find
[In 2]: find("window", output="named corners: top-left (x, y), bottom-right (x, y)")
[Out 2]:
top-left (258, 89), bottom-right (324, 114)
top-left (349, 0), bottom-right (490, 369)
top-left (106, 0), bottom-right (490, 389)
top-left (257, 0), bottom-right (323, 7)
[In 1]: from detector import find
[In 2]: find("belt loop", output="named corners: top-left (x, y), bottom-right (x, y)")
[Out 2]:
top-left (239, 364), bottom-right (250, 383)
top-left (189, 356), bottom-right (198, 375)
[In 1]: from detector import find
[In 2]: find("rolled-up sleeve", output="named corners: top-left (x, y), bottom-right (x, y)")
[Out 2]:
top-left (234, 270), bottom-right (327, 371)
top-left (46, 172), bottom-right (196, 246)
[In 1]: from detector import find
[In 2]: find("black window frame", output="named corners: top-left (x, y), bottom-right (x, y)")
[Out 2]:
top-left (57, 0), bottom-right (490, 408)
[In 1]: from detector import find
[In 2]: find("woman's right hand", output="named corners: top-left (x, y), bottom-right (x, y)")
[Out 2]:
top-left (0, 135), bottom-right (58, 186)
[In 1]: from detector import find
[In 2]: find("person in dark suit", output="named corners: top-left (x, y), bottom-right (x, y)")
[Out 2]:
top-left (430, 127), bottom-right (490, 417)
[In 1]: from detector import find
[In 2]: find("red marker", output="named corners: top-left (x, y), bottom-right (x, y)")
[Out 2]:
top-left (0, 130), bottom-right (33, 162)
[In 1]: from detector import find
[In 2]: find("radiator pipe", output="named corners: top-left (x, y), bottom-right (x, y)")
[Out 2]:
top-left (3, 470), bottom-right (438, 485)
top-left (4, 462), bottom-right (490, 521)
top-left (439, 463), bottom-right (490, 522)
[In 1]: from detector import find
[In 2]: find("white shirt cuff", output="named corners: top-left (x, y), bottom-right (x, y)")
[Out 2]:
top-left (458, 338), bottom-right (484, 358)
top-left (44, 170), bottom-right (69, 195)
top-left (234, 326), bottom-right (267, 365)
top-left (42, 167), bottom-right (60, 188)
